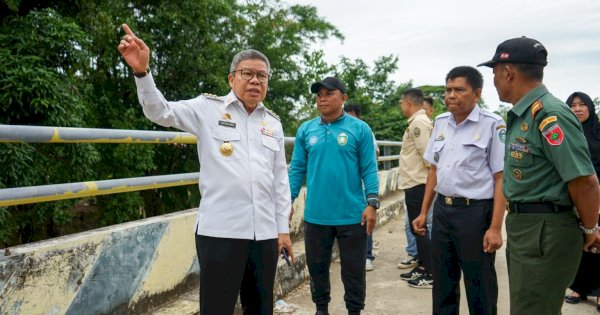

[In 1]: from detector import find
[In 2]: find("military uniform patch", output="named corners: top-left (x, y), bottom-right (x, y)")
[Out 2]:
top-left (515, 137), bottom-right (527, 144)
top-left (513, 168), bottom-right (523, 180)
top-left (538, 116), bottom-right (557, 131)
top-left (509, 143), bottom-right (529, 153)
top-left (511, 151), bottom-right (523, 160)
top-left (414, 127), bottom-right (421, 137)
top-left (531, 100), bottom-right (543, 118)
top-left (496, 124), bottom-right (507, 130)
top-left (543, 123), bottom-right (564, 146)
top-left (520, 122), bottom-right (529, 132)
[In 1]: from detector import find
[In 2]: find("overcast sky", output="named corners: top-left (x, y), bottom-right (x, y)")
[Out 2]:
top-left (286, 0), bottom-right (600, 111)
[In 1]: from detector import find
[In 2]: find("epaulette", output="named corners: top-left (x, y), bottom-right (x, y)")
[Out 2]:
top-left (202, 93), bottom-right (224, 101)
top-left (531, 100), bottom-right (543, 118)
top-left (434, 112), bottom-right (451, 122)
top-left (480, 108), bottom-right (504, 121)
top-left (265, 107), bottom-right (280, 121)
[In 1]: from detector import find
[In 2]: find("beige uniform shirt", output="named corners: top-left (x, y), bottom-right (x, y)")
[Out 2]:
top-left (399, 108), bottom-right (433, 189)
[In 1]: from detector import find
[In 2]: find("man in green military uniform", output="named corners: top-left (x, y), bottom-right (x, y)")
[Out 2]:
top-left (479, 36), bottom-right (600, 315)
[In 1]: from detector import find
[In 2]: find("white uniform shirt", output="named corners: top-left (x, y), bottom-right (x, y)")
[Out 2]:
top-left (135, 73), bottom-right (291, 240)
top-left (423, 106), bottom-right (506, 199)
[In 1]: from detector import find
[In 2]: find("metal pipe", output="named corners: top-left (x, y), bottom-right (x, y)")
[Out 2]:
top-left (0, 173), bottom-right (199, 207)
top-left (0, 125), bottom-right (197, 144)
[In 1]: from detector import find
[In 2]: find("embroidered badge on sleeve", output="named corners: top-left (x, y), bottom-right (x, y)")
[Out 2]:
top-left (538, 115), bottom-right (557, 131)
top-left (542, 123), bottom-right (564, 146)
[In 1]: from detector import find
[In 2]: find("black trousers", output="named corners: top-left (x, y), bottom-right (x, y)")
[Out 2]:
top-left (570, 250), bottom-right (600, 296)
top-left (304, 221), bottom-right (367, 312)
top-left (431, 196), bottom-right (498, 315)
top-left (404, 184), bottom-right (432, 271)
top-left (195, 234), bottom-right (278, 315)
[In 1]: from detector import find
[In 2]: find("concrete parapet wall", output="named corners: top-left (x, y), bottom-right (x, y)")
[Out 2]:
top-left (289, 167), bottom-right (401, 241)
top-left (0, 168), bottom-right (402, 315)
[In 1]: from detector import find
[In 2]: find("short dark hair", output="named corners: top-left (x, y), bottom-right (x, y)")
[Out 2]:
top-left (402, 88), bottom-right (424, 105)
top-left (511, 63), bottom-right (544, 81)
top-left (446, 66), bottom-right (483, 90)
top-left (344, 103), bottom-right (362, 118)
top-left (423, 96), bottom-right (434, 107)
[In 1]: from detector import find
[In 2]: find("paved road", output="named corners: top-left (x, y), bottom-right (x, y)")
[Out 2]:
top-left (281, 216), bottom-right (598, 315)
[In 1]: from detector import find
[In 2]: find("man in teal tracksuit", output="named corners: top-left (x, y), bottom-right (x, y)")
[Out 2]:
top-left (289, 77), bottom-right (380, 315)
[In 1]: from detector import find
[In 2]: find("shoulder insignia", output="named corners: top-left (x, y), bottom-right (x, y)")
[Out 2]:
top-left (202, 93), bottom-right (224, 101)
top-left (496, 124), bottom-right (507, 130)
top-left (531, 100), bottom-right (543, 118)
top-left (538, 115), bottom-right (557, 131)
top-left (480, 109), bottom-right (503, 121)
top-left (265, 108), bottom-right (280, 121)
top-left (413, 127), bottom-right (421, 137)
top-left (543, 123), bottom-right (564, 146)
top-left (434, 112), bottom-right (451, 122)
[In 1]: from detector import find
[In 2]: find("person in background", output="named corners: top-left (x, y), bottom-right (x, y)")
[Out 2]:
top-left (564, 91), bottom-right (600, 313)
top-left (397, 88), bottom-right (435, 289)
top-left (118, 24), bottom-right (293, 315)
top-left (423, 96), bottom-right (435, 118)
top-left (414, 66), bottom-right (505, 314)
top-left (479, 36), bottom-right (600, 315)
top-left (398, 95), bottom-right (436, 270)
top-left (289, 77), bottom-right (379, 315)
top-left (343, 103), bottom-right (380, 272)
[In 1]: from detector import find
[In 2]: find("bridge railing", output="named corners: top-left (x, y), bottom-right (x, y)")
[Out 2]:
top-left (0, 124), bottom-right (402, 207)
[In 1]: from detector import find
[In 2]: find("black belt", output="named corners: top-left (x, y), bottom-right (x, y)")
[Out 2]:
top-left (438, 194), bottom-right (491, 207)
top-left (507, 202), bottom-right (572, 214)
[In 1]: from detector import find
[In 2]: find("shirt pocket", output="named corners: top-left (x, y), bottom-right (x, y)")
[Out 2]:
top-left (461, 138), bottom-right (489, 171)
top-left (261, 136), bottom-right (280, 152)
top-left (211, 127), bottom-right (242, 161)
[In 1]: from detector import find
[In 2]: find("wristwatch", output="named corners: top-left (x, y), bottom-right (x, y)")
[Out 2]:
top-left (134, 68), bottom-right (150, 78)
top-left (367, 199), bottom-right (380, 209)
top-left (579, 224), bottom-right (599, 235)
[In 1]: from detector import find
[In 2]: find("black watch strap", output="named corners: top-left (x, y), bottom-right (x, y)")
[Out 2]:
top-left (134, 68), bottom-right (150, 78)
top-left (367, 199), bottom-right (380, 209)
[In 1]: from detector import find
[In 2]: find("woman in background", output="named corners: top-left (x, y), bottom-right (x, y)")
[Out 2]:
top-left (564, 91), bottom-right (600, 312)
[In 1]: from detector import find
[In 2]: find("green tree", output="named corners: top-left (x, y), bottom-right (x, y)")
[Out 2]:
top-left (0, 0), bottom-right (345, 246)
top-left (0, 8), bottom-right (100, 245)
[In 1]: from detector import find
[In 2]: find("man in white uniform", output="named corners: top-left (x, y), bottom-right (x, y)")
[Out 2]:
top-left (118, 24), bottom-right (292, 315)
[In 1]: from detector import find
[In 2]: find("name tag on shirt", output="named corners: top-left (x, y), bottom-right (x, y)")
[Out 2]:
top-left (509, 143), bottom-right (529, 153)
top-left (218, 120), bottom-right (236, 128)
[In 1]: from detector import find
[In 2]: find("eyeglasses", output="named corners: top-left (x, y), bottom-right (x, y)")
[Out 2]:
top-left (233, 69), bottom-right (271, 83)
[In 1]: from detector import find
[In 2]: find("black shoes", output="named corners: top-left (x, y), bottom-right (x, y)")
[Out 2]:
top-left (564, 294), bottom-right (586, 304)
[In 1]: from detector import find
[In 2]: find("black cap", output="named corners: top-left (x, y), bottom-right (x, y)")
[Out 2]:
top-left (478, 36), bottom-right (548, 68)
top-left (310, 77), bottom-right (347, 94)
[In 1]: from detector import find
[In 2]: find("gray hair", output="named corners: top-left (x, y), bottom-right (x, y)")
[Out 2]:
top-left (229, 49), bottom-right (271, 73)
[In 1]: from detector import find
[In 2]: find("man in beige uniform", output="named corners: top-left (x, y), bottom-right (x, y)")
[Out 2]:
top-left (398, 88), bottom-right (435, 288)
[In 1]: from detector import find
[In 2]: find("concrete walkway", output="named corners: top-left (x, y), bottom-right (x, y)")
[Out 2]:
top-left (148, 211), bottom-right (598, 314)
top-left (281, 216), bottom-right (598, 315)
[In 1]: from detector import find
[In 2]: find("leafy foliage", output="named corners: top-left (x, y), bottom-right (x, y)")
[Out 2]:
top-left (1, 0), bottom-right (509, 247)
top-left (0, 0), bottom-right (346, 247)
